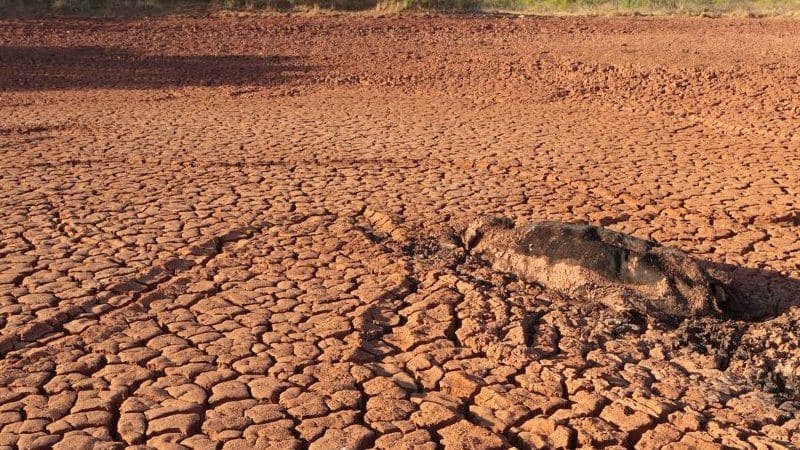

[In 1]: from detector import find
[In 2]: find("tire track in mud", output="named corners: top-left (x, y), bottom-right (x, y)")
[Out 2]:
top-left (355, 209), bottom-right (575, 447)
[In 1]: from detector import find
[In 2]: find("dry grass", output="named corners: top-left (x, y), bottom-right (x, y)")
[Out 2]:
top-left (0, 0), bottom-right (798, 16)
top-left (483, 0), bottom-right (800, 16)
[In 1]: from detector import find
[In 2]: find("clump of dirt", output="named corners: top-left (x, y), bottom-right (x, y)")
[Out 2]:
top-left (465, 216), bottom-right (734, 322)
top-left (670, 317), bottom-right (745, 371)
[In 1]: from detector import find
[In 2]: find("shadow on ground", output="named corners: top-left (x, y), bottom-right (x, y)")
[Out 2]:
top-left (706, 262), bottom-right (800, 321)
top-left (0, 46), bottom-right (313, 90)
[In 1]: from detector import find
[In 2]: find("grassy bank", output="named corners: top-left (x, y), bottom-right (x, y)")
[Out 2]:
top-left (0, 0), bottom-right (798, 16)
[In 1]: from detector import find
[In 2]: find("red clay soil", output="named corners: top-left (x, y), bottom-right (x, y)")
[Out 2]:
top-left (1, 14), bottom-right (800, 449)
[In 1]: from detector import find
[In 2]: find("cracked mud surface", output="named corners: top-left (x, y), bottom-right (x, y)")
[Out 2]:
top-left (2, 14), bottom-right (800, 449)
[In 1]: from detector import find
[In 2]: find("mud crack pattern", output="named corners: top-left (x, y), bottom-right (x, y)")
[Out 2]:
top-left (1, 14), bottom-right (800, 450)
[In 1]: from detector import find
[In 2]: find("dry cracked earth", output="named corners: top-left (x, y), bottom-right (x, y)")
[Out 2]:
top-left (1, 14), bottom-right (800, 450)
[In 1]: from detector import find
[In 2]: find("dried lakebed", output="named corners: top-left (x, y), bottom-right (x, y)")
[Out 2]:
top-left (1, 14), bottom-right (800, 450)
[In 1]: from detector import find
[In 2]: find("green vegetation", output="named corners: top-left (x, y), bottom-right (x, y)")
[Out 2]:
top-left (0, 0), bottom-right (797, 15)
